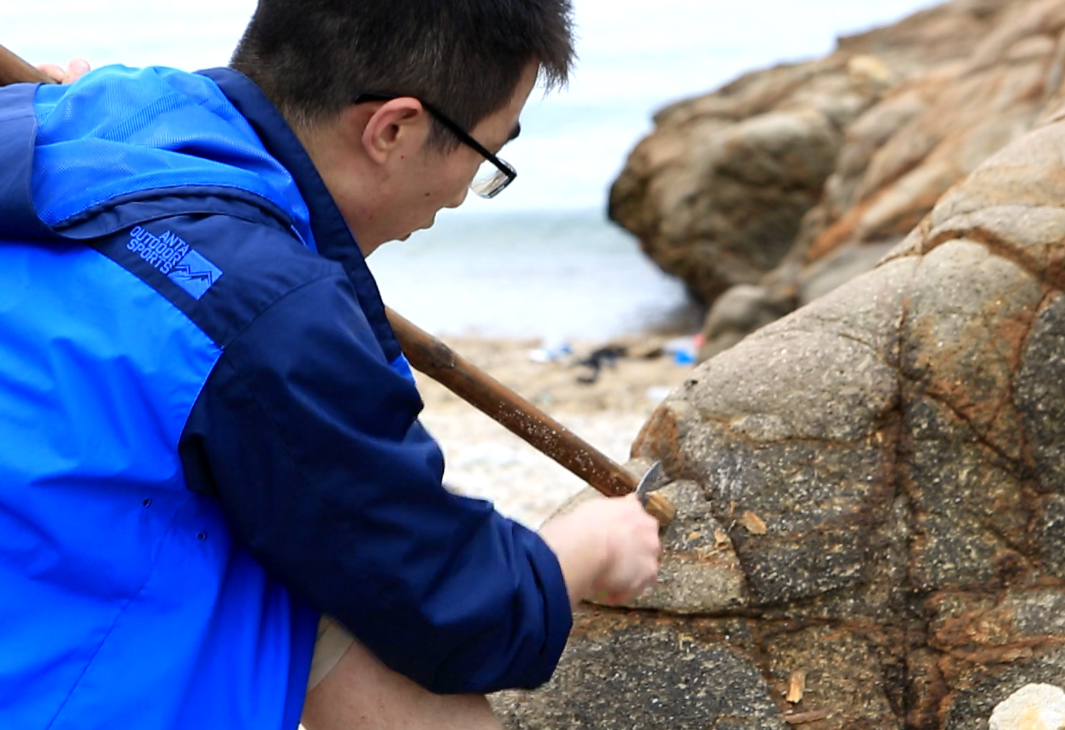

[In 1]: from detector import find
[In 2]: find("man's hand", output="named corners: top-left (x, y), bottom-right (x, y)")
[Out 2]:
top-left (539, 493), bottom-right (661, 607)
top-left (37, 58), bottom-right (90, 84)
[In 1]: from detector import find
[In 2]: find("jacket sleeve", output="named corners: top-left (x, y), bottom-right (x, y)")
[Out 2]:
top-left (178, 272), bottom-right (572, 693)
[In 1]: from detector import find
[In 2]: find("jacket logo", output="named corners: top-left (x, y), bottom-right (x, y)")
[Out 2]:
top-left (128, 226), bottom-right (222, 300)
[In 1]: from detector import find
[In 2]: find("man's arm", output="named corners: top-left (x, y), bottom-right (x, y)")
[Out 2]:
top-left (179, 268), bottom-right (572, 694)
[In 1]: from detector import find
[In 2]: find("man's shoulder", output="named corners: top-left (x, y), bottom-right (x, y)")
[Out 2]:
top-left (32, 66), bottom-right (314, 244)
top-left (125, 205), bottom-right (335, 295)
top-left (66, 199), bottom-right (351, 350)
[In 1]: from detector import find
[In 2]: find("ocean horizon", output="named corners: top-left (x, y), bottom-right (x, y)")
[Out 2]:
top-left (2, 0), bottom-right (943, 338)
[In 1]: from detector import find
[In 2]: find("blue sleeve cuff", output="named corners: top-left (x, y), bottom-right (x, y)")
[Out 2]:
top-left (512, 525), bottom-right (573, 689)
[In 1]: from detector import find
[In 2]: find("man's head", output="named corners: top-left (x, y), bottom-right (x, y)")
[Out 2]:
top-left (231, 0), bottom-right (575, 254)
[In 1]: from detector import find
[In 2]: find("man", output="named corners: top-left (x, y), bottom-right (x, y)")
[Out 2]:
top-left (0, 1), bottom-right (661, 729)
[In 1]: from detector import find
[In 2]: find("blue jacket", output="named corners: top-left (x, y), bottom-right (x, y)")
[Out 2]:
top-left (0, 65), bottom-right (571, 729)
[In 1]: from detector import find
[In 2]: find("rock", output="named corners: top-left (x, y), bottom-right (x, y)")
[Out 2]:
top-left (609, 0), bottom-right (1014, 307)
top-left (495, 60), bottom-right (1065, 730)
top-left (699, 284), bottom-right (793, 360)
top-left (804, 0), bottom-right (1065, 265)
top-left (491, 609), bottom-right (784, 730)
top-left (567, 478), bottom-right (750, 615)
top-left (699, 242), bottom-right (897, 359)
top-left (612, 0), bottom-right (1065, 363)
top-left (989, 684), bottom-right (1065, 730)
top-left (610, 99), bottom-right (844, 304)
top-left (796, 240), bottom-right (897, 307)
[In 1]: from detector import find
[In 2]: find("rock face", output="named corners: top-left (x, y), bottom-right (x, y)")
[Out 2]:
top-left (795, 0), bottom-right (1065, 286)
top-left (609, 0), bottom-right (1015, 308)
top-left (492, 79), bottom-right (1065, 730)
top-left (609, 0), bottom-right (1065, 362)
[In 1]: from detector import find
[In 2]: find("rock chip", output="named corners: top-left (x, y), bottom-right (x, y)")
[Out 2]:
top-left (989, 684), bottom-right (1065, 730)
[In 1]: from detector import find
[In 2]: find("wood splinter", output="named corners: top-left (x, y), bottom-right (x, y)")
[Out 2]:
top-left (786, 668), bottom-right (806, 704)
top-left (738, 509), bottom-right (767, 535)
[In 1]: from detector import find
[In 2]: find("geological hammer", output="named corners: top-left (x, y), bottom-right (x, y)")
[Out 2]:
top-left (0, 44), bottom-right (677, 527)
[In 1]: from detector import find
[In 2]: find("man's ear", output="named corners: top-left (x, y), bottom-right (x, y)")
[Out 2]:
top-left (359, 98), bottom-right (431, 165)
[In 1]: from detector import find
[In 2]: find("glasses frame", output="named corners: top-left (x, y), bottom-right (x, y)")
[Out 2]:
top-left (354, 92), bottom-right (517, 199)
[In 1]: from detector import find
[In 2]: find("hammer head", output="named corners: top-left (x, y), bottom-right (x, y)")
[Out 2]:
top-left (635, 460), bottom-right (668, 506)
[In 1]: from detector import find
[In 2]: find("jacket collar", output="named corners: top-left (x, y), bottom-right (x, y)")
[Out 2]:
top-left (200, 67), bottom-right (403, 362)
top-left (0, 83), bottom-right (58, 241)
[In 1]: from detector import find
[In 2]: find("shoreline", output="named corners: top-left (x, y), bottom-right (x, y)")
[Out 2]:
top-left (412, 333), bottom-right (696, 528)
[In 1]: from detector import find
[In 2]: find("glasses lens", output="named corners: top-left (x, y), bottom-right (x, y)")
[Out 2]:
top-left (470, 159), bottom-right (510, 199)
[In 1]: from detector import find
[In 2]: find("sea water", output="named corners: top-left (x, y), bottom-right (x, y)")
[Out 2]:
top-left (2, 0), bottom-right (941, 338)
top-left (366, 208), bottom-right (705, 339)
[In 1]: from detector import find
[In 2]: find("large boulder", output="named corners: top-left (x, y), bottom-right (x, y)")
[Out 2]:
top-left (803, 0), bottom-right (1065, 262)
top-left (696, 0), bottom-right (1065, 359)
top-left (608, 0), bottom-right (1013, 306)
top-left (492, 75), bottom-right (1065, 730)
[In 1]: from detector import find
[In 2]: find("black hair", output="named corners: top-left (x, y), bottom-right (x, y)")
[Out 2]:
top-left (231, 0), bottom-right (575, 147)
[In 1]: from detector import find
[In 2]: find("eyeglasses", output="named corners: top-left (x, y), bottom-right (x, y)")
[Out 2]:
top-left (354, 93), bottom-right (517, 199)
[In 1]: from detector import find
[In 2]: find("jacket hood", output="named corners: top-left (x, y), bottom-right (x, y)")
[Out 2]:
top-left (0, 65), bottom-right (313, 246)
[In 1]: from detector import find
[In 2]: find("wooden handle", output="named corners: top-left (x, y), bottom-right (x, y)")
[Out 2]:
top-left (0, 44), bottom-right (54, 86)
top-left (0, 42), bottom-right (677, 527)
top-left (386, 308), bottom-right (675, 526)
